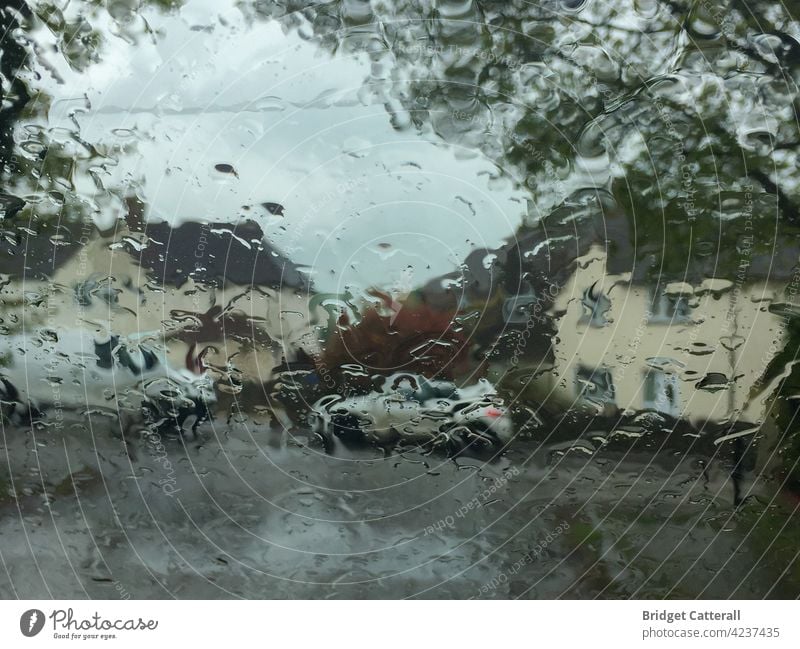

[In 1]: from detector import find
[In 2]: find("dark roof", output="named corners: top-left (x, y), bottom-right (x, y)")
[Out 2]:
top-left (1, 192), bottom-right (309, 291)
top-left (419, 189), bottom-right (798, 313)
top-left (0, 217), bottom-right (89, 280)
top-left (129, 218), bottom-right (308, 290)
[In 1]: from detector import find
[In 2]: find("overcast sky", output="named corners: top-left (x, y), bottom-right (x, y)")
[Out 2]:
top-left (34, 0), bottom-right (527, 295)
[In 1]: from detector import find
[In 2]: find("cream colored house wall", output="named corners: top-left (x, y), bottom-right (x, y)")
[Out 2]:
top-left (535, 247), bottom-right (785, 425)
top-left (0, 230), bottom-right (323, 406)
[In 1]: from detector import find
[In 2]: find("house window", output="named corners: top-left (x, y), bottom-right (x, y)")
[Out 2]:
top-left (502, 283), bottom-right (542, 324)
top-left (575, 365), bottom-right (615, 407)
top-left (648, 288), bottom-right (691, 324)
top-left (579, 282), bottom-right (611, 327)
top-left (643, 370), bottom-right (680, 416)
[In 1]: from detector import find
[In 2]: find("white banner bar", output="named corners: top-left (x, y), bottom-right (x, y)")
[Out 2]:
top-left (0, 601), bottom-right (797, 647)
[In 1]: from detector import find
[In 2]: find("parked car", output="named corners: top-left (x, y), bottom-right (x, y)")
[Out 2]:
top-left (308, 374), bottom-right (513, 451)
top-left (0, 330), bottom-right (215, 434)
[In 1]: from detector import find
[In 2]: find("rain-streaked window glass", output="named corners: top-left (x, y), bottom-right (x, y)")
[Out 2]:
top-left (1, 0), bottom-right (799, 603)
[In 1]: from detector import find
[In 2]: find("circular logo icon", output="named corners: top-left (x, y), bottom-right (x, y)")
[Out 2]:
top-left (20, 609), bottom-right (45, 637)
